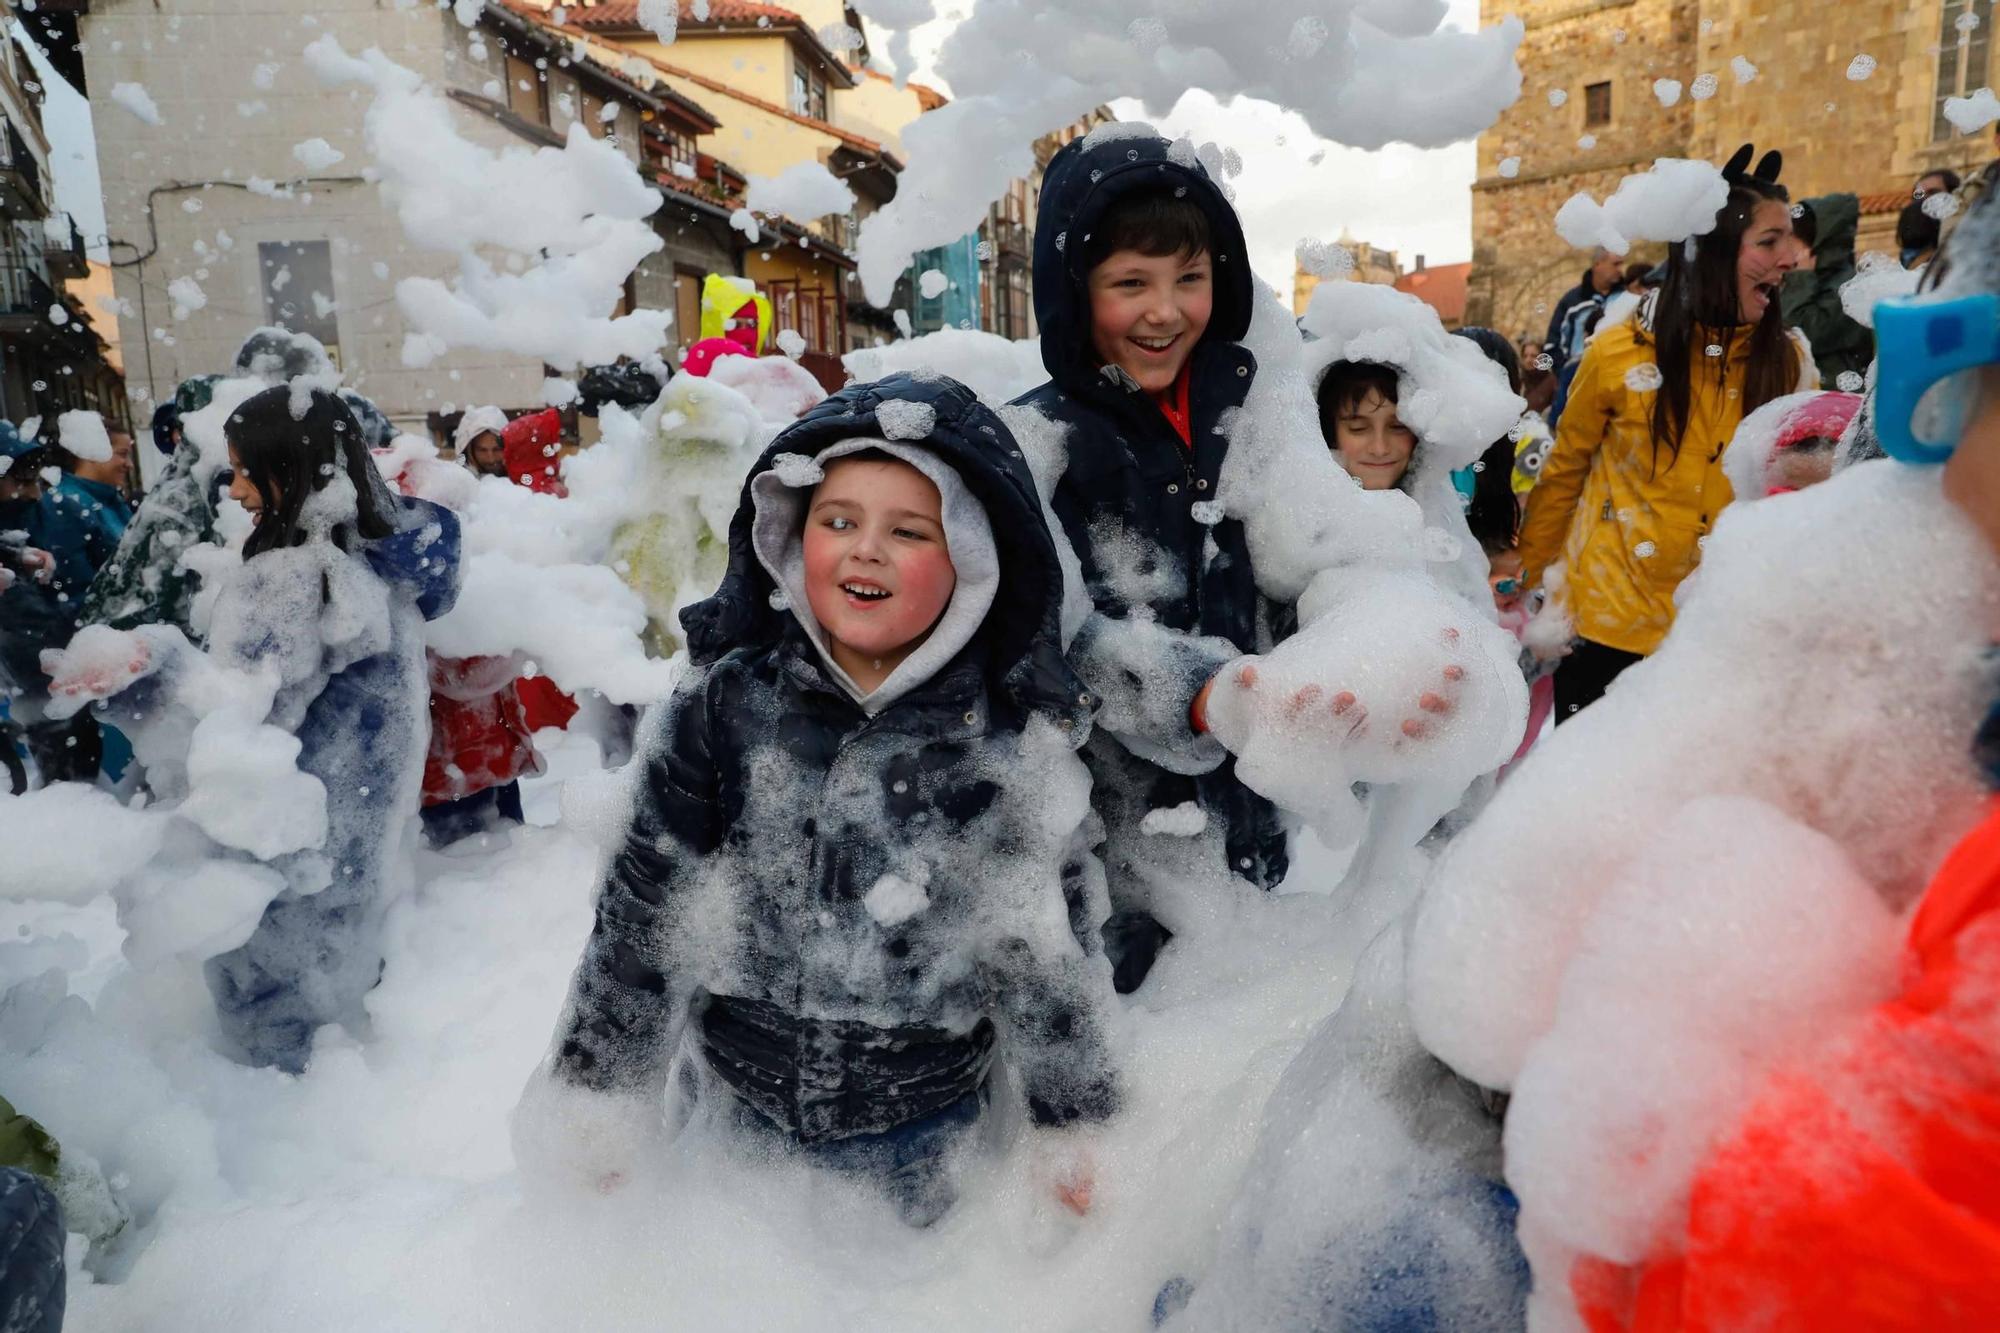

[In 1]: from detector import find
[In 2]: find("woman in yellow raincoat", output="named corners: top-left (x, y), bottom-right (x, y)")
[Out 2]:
top-left (1520, 148), bottom-right (1817, 721)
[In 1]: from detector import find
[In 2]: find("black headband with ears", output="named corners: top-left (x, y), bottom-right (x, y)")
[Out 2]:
top-left (1722, 143), bottom-right (1784, 186)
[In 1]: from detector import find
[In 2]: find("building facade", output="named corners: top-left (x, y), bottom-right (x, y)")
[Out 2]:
top-left (1466, 0), bottom-right (1999, 340)
top-left (0, 25), bottom-right (119, 432)
top-left (1293, 231), bottom-right (1404, 318)
top-left (35, 0), bottom-right (731, 448)
top-left (539, 0), bottom-right (895, 379)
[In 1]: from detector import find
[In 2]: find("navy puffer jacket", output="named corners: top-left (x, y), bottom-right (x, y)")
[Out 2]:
top-left (549, 373), bottom-right (1121, 1144)
top-left (1010, 132), bottom-right (1288, 889)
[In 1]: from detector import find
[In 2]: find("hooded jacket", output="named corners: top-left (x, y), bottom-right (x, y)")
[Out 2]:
top-left (502, 408), bottom-right (566, 496)
top-left (1546, 268), bottom-right (1613, 364)
top-left (34, 473), bottom-right (132, 617)
top-left (1519, 299), bottom-right (1816, 656)
top-left (0, 429), bottom-right (63, 700)
top-left (81, 377), bottom-right (225, 636)
top-left (452, 405), bottom-right (509, 459)
top-left (547, 373), bottom-right (1120, 1144)
top-left (1780, 194), bottom-right (1873, 386)
top-left (1010, 130), bottom-right (1287, 891)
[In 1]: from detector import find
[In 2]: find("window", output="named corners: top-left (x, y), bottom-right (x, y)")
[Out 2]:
top-left (791, 53), bottom-right (828, 121)
top-left (258, 240), bottom-right (340, 361)
top-left (994, 260), bottom-right (1030, 339)
top-left (763, 278), bottom-right (843, 356)
top-left (1583, 81), bottom-right (1612, 128)
top-left (580, 91), bottom-right (610, 139)
top-left (1937, 1), bottom-right (1998, 140)
top-left (506, 52), bottom-right (548, 125)
top-left (646, 124), bottom-right (698, 177)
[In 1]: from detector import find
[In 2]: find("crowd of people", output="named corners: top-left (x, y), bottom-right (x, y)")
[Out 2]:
top-left (3, 120), bottom-right (1999, 1332)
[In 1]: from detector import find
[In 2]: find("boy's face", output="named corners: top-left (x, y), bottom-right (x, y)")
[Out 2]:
top-left (1327, 388), bottom-right (1416, 490)
top-left (803, 456), bottom-right (958, 670)
top-left (1086, 247), bottom-right (1213, 395)
top-left (1772, 441), bottom-right (1835, 493)
top-left (467, 432), bottom-right (507, 476)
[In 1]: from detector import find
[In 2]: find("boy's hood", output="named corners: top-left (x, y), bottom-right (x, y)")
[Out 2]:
top-left (684, 372), bottom-right (1090, 728)
top-left (750, 438), bottom-right (998, 717)
top-left (1803, 192), bottom-right (1860, 264)
top-left (1032, 129), bottom-right (1255, 394)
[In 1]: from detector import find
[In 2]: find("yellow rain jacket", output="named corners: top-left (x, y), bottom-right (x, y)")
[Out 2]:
top-left (1520, 312), bottom-right (1814, 656)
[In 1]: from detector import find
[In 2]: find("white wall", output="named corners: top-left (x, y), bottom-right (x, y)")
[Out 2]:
top-left (82, 0), bottom-right (604, 433)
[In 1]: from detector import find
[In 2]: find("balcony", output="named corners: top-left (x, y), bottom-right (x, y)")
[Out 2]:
top-left (43, 212), bottom-right (84, 280)
top-left (987, 216), bottom-right (1030, 260)
top-left (0, 255), bottom-right (57, 333)
top-left (0, 122), bottom-right (43, 218)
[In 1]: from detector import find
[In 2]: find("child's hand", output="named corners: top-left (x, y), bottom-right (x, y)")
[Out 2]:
top-left (510, 1074), bottom-right (665, 1203)
top-left (1205, 642), bottom-right (1471, 756)
top-left (1203, 571), bottom-right (1530, 839)
top-left (10, 545), bottom-right (54, 583)
top-left (41, 628), bottom-right (156, 715)
top-left (1037, 1134), bottom-right (1098, 1217)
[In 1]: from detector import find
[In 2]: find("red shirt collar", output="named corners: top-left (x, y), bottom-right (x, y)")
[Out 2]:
top-left (1153, 362), bottom-right (1193, 448)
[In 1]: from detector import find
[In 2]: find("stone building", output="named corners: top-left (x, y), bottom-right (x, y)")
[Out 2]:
top-left (1466, 0), bottom-right (1999, 340)
top-left (1293, 230), bottom-right (1403, 318)
top-left (28, 0), bottom-right (736, 449)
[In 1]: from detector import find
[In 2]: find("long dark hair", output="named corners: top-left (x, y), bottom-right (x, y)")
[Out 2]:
top-left (1453, 326), bottom-right (1525, 552)
top-left (1647, 177), bottom-right (1799, 471)
top-left (227, 385), bottom-right (393, 558)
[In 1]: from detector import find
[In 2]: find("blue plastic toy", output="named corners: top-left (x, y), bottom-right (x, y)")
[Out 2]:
top-left (1873, 292), bottom-right (2000, 465)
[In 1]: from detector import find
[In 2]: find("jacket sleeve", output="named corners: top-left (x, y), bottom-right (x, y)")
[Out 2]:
top-left (1066, 612), bottom-right (1235, 774)
top-left (1544, 291), bottom-right (1574, 357)
top-left (1790, 284), bottom-right (1871, 378)
top-left (983, 817), bottom-right (1122, 1129)
top-left (546, 676), bottom-right (722, 1098)
top-left (1049, 480), bottom-right (1235, 775)
top-left (1519, 340), bottom-right (1613, 588)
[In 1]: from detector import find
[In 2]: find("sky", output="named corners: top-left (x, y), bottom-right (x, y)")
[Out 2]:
top-left (17, 23), bottom-right (108, 261)
top-left (26, 0), bottom-right (1493, 296)
top-left (901, 0), bottom-right (1489, 295)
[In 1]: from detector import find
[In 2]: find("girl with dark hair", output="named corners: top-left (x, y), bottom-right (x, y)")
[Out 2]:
top-left (1453, 326), bottom-right (1560, 772)
top-left (223, 385), bottom-right (397, 558)
top-left (1450, 327), bottom-right (1528, 561)
top-left (47, 383), bottom-right (461, 1073)
top-left (1518, 151), bottom-right (1814, 722)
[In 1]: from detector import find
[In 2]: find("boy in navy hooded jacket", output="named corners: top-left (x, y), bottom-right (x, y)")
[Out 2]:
top-left (1012, 130), bottom-right (1491, 990)
top-left (1011, 133), bottom-right (1282, 990)
top-left (517, 375), bottom-right (1119, 1227)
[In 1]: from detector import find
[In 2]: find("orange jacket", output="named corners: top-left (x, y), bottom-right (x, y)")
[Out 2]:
top-left (1575, 799), bottom-right (2000, 1331)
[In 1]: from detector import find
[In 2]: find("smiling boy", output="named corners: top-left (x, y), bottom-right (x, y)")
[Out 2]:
top-left (1318, 360), bottom-right (1419, 493)
top-left (1010, 130), bottom-right (1284, 991)
top-left (520, 374), bottom-right (1119, 1226)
